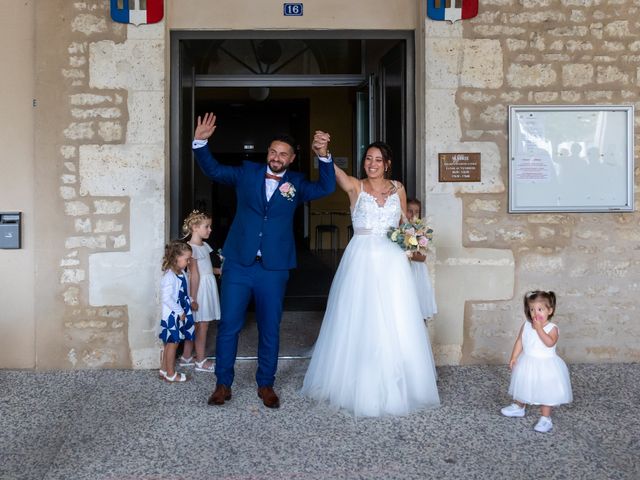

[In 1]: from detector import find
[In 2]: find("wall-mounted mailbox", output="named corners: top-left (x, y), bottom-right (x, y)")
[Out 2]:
top-left (0, 212), bottom-right (21, 249)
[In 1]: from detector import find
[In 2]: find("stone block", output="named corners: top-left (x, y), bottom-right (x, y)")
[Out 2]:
top-left (60, 146), bottom-right (77, 159)
top-left (566, 40), bottom-right (593, 51)
top-left (569, 9), bottom-right (586, 22)
top-left (64, 122), bottom-right (94, 140)
top-left (597, 65), bottom-right (629, 84)
top-left (70, 93), bottom-right (114, 106)
top-left (506, 39), bottom-right (527, 51)
top-left (460, 92), bottom-right (496, 103)
top-left (94, 219), bottom-right (124, 233)
top-left (71, 108), bottom-right (121, 119)
top-left (532, 91), bottom-right (559, 103)
top-left (79, 145), bottom-right (163, 196)
top-left (97, 121), bottom-right (123, 142)
top-left (65, 235), bottom-right (107, 249)
top-left (507, 64), bottom-right (557, 88)
top-left (469, 199), bottom-right (501, 213)
top-left (89, 40), bottom-right (164, 91)
top-left (71, 13), bottom-right (107, 36)
top-left (562, 63), bottom-right (594, 87)
top-left (63, 287), bottom-right (80, 306)
top-left (425, 90), bottom-right (461, 144)
top-left (605, 20), bottom-right (632, 37)
top-left (74, 218), bottom-right (92, 233)
top-left (93, 199), bottom-right (126, 214)
top-left (561, 90), bottom-right (581, 102)
top-left (474, 25), bottom-right (526, 36)
top-left (126, 91), bottom-right (165, 145)
top-left (60, 187), bottom-right (77, 200)
top-left (461, 40), bottom-right (503, 88)
top-left (65, 201), bottom-right (90, 216)
top-left (61, 269), bottom-right (86, 284)
top-left (603, 41), bottom-right (626, 52)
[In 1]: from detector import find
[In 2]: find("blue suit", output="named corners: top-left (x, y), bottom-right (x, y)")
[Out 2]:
top-left (194, 145), bottom-right (336, 387)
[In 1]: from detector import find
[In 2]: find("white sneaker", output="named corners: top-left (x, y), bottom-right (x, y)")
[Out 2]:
top-left (534, 416), bottom-right (553, 433)
top-left (501, 403), bottom-right (526, 417)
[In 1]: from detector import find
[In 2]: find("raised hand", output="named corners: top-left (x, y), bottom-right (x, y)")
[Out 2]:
top-left (312, 130), bottom-right (331, 158)
top-left (194, 112), bottom-right (217, 140)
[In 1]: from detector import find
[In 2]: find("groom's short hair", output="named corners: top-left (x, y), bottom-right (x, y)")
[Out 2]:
top-left (269, 134), bottom-right (297, 154)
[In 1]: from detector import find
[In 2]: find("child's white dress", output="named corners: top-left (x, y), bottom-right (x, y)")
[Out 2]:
top-left (410, 259), bottom-right (437, 319)
top-left (509, 321), bottom-right (573, 406)
top-left (188, 242), bottom-right (221, 322)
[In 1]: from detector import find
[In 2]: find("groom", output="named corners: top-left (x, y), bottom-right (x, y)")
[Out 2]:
top-left (192, 113), bottom-right (335, 408)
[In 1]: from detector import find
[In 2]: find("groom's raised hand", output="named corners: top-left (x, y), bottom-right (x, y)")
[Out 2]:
top-left (312, 130), bottom-right (331, 158)
top-left (194, 112), bottom-right (217, 140)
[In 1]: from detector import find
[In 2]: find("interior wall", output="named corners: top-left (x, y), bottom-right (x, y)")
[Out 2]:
top-left (0, 0), bottom-right (35, 368)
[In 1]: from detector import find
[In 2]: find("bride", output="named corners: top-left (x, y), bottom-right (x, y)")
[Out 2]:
top-left (301, 141), bottom-right (440, 417)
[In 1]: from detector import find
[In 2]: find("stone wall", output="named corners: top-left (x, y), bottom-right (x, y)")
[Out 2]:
top-left (425, 0), bottom-right (640, 364)
top-left (34, 1), bottom-right (165, 368)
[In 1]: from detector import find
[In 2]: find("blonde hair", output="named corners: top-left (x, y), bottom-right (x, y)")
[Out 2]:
top-left (162, 240), bottom-right (192, 272)
top-left (181, 210), bottom-right (212, 238)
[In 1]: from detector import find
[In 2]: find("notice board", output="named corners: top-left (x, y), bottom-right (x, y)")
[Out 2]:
top-left (508, 105), bottom-right (634, 213)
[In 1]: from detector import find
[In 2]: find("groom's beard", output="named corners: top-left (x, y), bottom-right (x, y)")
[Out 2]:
top-left (267, 161), bottom-right (287, 174)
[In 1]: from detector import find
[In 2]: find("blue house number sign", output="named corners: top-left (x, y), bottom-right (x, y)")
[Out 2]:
top-left (284, 3), bottom-right (303, 16)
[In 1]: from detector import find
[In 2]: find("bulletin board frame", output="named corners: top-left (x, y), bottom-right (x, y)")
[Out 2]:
top-left (508, 105), bottom-right (634, 213)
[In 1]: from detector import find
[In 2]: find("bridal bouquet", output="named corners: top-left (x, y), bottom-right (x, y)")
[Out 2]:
top-left (387, 219), bottom-right (433, 256)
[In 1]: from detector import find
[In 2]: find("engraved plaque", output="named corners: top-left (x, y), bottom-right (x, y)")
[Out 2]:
top-left (438, 152), bottom-right (481, 182)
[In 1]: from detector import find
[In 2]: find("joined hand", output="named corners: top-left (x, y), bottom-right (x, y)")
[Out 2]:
top-left (312, 130), bottom-right (331, 158)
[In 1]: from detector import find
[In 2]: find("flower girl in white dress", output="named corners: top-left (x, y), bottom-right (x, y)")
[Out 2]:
top-left (501, 290), bottom-right (572, 433)
top-left (301, 140), bottom-right (440, 417)
top-left (406, 198), bottom-right (437, 320)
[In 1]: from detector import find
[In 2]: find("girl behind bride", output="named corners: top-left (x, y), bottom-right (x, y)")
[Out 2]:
top-left (301, 140), bottom-right (440, 417)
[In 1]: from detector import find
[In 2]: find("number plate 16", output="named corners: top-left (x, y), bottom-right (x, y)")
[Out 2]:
top-left (283, 3), bottom-right (303, 16)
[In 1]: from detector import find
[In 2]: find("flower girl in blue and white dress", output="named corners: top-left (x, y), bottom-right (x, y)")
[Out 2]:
top-left (501, 290), bottom-right (572, 432)
top-left (159, 241), bottom-right (195, 383)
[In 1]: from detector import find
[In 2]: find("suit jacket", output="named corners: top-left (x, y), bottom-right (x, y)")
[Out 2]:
top-left (194, 146), bottom-right (336, 270)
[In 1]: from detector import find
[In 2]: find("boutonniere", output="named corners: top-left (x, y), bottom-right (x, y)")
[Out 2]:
top-left (279, 182), bottom-right (296, 201)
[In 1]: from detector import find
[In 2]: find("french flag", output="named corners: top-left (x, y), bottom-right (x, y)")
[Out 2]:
top-left (111, 0), bottom-right (164, 25)
top-left (427, 0), bottom-right (478, 22)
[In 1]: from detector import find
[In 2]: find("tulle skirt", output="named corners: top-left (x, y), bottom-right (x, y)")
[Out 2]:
top-left (193, 273), bottom-right (220, 322)
top-left (301, 233), bottom-right (440, 417)
top-left (509, 353), bottom-right (573, 406)
top-left (410, 261), bottom-right (437, 319)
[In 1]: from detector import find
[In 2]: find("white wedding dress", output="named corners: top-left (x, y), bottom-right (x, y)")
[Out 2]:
top-left (301, 186), bottom-right (440, 416)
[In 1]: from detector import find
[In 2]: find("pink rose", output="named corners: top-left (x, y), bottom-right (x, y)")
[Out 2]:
top-left (279, 183), bottom-right (291, 193)
top-left (418, 236), bottom-right (429, 247)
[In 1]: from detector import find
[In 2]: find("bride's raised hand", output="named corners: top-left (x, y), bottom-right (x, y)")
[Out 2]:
top-left (194, 113), bottom-right (217, 140)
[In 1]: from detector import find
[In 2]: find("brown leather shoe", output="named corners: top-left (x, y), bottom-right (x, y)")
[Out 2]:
top-left (257, 386), bottom-right (280, 409)
top-left (208, 384), bottom-right (231, 405)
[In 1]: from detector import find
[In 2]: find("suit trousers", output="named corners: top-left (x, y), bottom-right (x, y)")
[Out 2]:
top-left (215, 258), bottom-right (289, 387)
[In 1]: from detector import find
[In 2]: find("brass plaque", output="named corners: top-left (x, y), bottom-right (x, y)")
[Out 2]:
top-left (438, 152), bottom-right (481, 182)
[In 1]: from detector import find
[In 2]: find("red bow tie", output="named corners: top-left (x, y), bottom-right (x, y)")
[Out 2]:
top-left (265, 172), bottom-right (282, 181)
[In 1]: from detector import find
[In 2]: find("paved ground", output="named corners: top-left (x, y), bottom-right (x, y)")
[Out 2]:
top-left (1, 362), bottom-right (638, 480)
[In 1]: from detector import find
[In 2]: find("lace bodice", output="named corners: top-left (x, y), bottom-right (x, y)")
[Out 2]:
top-left (351, 190), bottom-right (401, 236)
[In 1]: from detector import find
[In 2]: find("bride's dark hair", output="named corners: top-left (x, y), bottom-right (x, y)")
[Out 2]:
top-left (360, 141), bottom-right (393, 179)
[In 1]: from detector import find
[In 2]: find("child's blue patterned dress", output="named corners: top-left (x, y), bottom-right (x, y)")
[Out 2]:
top-left (159, 273), bottom-right (195, 344)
